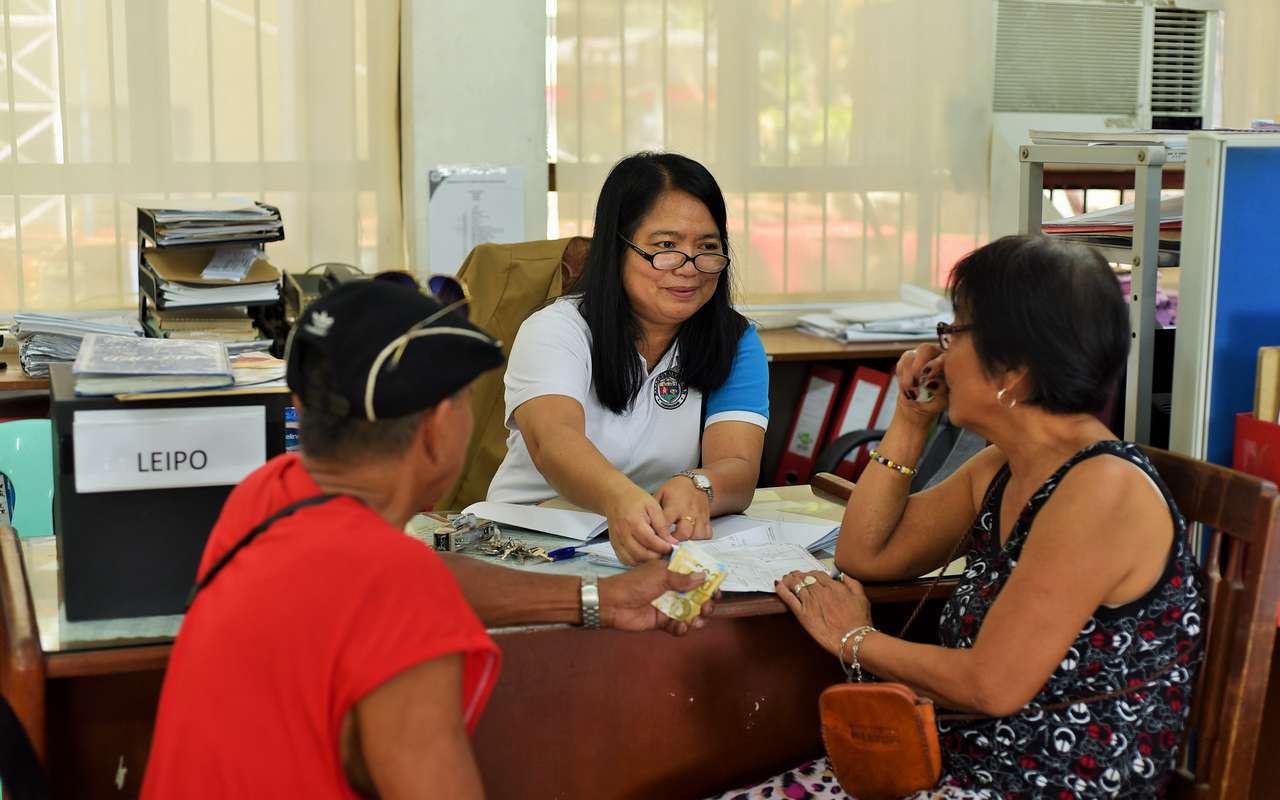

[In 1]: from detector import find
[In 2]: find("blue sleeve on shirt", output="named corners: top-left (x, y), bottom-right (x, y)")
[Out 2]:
top-left (705, 325), bottom-right (769, 426)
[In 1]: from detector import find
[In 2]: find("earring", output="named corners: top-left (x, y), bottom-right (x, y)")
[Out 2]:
top-left (996, 387), bottom-right (1017, 409)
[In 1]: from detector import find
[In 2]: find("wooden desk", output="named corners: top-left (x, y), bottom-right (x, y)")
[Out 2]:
top-left (1, 489), bottom-right (953, 799)
top-left (0, 362), bottom-right (49, 392)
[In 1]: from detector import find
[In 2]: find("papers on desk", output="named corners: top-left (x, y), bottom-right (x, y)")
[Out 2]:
top-left (797, 285), bottom-right (951, 343)
top-left (581, 522), bottom-right (833, 593)
top-left (144, 198), bottom-right (283, 247)
top-left (12, 312), bottom-right (142, 377)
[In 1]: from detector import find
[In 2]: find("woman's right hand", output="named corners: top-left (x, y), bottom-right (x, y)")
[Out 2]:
top-left (895, 344), bottom-right (948, 423)
top-left (605, 485), bottom-right (677, 565)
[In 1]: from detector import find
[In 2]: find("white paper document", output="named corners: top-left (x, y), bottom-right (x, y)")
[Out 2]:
top-left (427, 167), bottom-right (525, 273)
top-left (581, 523), bottom-right (832, 592)
top-left (460, 501), bottom-right (608, 542)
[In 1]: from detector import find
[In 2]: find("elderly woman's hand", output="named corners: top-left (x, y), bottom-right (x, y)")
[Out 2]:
top-left (655, 476), bottom-right (712, 542)
top-left (776, 570), bottom-right (873, 657)
top-left (895, 344), bottom-right (948, 422)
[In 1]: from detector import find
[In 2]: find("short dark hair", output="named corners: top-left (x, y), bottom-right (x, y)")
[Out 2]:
top-left (296, 346), bottom-right (426, 461)
top-left (569, 151), bottom-right (749, 414)
top-left (948, 235), bottom-right (1130, 415)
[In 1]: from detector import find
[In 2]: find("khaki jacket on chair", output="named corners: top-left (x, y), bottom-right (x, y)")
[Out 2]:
top-left (436, 237), bottom-right (590, 511)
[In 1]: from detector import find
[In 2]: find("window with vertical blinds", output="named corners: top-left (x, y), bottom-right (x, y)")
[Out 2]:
top-left (548, 0), bottom-right (994, 304)
top-left (0, 0), bottom-right (402, 313)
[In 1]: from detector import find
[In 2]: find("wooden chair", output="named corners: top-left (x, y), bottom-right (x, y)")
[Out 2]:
top-left (812, 444), bottom-right (1280, 800)
top-left (0, 524), bottom-right (49, 795)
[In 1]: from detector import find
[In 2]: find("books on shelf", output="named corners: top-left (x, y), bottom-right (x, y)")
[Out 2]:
top-left (72, 334), bottom-right (234, 396)
top-left (141, 247), bottom-right (281, 309)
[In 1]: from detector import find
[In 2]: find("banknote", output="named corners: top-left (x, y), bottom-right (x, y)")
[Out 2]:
top-left (651, 541), bottom-right (728, 623)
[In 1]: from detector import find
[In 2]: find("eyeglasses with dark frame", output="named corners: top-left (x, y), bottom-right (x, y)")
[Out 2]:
top-left (936, 321), bottom-right (973, 351)
top-left (618, 233), bottom-right (731, 275)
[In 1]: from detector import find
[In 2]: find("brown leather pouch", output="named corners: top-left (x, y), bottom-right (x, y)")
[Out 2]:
top-left (820, 682), bottom-right (941, 800)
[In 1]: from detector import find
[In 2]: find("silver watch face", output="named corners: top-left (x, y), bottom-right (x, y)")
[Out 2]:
top-left (692, 473), bottom-right (711, 490)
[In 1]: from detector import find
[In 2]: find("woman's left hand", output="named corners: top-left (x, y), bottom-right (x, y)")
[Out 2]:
top-left (654, 477), bottom-right (712, 541)
top-left (776, 570), bottom-right (873, 657)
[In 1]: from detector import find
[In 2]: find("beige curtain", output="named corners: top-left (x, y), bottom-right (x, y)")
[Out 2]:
top-left (1221, 0), bottom-right (1280, 127)
top-left (0, 0), bottom-right (403, 313)
top-left (550, 0), bottom-right (993, 304)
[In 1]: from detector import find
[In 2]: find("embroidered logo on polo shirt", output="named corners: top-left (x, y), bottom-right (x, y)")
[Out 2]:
top-left (653, 369), bottom-right (688, 410)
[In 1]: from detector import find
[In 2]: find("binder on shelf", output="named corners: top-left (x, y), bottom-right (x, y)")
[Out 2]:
top-left (824, 366), bottom-right (892, 480)
top-left (773, 365), bottom-right (843, 486)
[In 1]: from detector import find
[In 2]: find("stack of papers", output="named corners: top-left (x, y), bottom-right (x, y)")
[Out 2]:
top-left (1041, 196), bottom-right (1183, 266)
top-left (141, 247), bottom-right (280, 310)
top-left (798, 285), bottom-right (951, 343)
top-left (143, 199), bottom-right (283, 247)
top-left (72, 334), bottom-right (234, 396)
top-left (12, 313), bottom-right (142, 377)
top-left (581, 521), bottom-right (833, 593)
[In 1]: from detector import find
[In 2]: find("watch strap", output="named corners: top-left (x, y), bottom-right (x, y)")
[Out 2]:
top-left (580, 576), bottom-right (601, 629)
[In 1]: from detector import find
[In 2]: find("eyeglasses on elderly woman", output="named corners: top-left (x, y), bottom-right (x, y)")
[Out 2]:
top-left (936, 321), bottom-right (973, 352)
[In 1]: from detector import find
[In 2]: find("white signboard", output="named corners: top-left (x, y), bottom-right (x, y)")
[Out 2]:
top-left (73, 406), bottom-right (266, 494)
top-left (427, 166), bottom-right (525, 273)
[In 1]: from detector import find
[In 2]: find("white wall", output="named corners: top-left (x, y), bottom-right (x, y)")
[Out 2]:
top-left (400, 0), bottom-right (548, 273)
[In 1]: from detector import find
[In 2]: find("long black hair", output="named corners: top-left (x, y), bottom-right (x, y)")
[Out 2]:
top-left (569, 152), bottom-right (748, 414)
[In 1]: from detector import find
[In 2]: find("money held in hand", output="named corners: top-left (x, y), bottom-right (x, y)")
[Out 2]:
top-left (651, 541), bottom-right (728, 622)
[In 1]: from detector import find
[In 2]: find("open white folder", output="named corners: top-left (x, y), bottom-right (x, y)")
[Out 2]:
top-left (461, 501), bottom-right (608, 542)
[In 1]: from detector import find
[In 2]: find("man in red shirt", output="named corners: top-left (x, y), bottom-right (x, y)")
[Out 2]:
top-left (143, 281), bottom-right (713, 798)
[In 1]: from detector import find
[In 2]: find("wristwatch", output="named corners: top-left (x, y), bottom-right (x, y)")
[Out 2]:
top-left (580, 576), bottom-right (601, 629)
top-left (676, 470), bottom-right (714, 504)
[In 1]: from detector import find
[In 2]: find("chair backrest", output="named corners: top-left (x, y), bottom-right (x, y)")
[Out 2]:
top-left (0, 420), bottom-right (54, 538)
top-left (0, 524), bottom-right (48, 790)
top-left (812, 412), bottom-right (985, 492)
top-left (1141, 446), bottom-right (1280, 800)
top-left (813, 446), bottom-right (1280, 799)
top-left (435, 237), bottom-right (590, 511)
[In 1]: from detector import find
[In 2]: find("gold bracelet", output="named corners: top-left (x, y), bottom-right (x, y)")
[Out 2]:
top-left (869, 448), bottom-right (916, 478)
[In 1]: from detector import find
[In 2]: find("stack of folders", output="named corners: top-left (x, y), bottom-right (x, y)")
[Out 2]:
top-left (140, 200), bottom-right (283, 247)
top-left (73, 334), bottom-right (234, 396)
top-left (143, 301), bottom-right (258, 343)
top-left (1040, 195), bottom-right (1183, 267)
top-left (797, 284), bottom-right (952, 343)
top-left (141, 247), bottom-right (281, 309)
top-left (12, 313), bottom-right (142, 377)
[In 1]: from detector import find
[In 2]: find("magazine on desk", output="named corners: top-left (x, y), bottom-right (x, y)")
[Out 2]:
top-left (72, 334), bottom-right (234, 395)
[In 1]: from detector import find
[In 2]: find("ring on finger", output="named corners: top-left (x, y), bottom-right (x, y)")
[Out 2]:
top-left (792, 582), bottom-right (807, 596)
top-left (680, 515), bottom-right (695, 524)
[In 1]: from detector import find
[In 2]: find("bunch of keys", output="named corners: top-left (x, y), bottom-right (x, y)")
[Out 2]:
top-left (430, 513), bottom-right (552, 563)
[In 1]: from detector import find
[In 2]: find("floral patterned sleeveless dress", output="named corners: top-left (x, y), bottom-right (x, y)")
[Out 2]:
top-left (709, 441), bottom-right (1204, 800)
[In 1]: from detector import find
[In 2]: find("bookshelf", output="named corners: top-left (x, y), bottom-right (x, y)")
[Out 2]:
top-left (1018, 142), bottom-right (1171, 445)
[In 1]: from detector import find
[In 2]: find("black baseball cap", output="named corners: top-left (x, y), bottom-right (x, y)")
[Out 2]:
top-left (285, 280), bottom-right (503, 420)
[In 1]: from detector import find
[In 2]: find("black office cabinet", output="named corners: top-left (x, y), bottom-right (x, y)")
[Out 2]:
top-left (50, 365), bottom-right (291, 621)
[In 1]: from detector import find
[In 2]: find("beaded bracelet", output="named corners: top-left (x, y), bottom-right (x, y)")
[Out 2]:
top-left (869, 448), bottom-right (917, 478)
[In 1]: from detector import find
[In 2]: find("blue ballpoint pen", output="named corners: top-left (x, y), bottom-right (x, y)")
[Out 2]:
top-left (546, 545), bottom-right (589, 562)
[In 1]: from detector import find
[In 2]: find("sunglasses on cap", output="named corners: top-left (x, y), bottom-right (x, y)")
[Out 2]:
top-left (370, 271), bottom-right (470, 311)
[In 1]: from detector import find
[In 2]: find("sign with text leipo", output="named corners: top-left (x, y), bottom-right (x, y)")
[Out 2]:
top-left (73, 407), bottom-right (266, 494)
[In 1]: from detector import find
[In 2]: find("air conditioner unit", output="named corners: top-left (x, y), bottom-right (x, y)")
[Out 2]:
top-left (988, 0), bottom-right (1223, 236)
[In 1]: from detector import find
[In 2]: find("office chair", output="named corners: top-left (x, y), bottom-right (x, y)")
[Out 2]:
top-left (812, 411), bottom-right (986, 492)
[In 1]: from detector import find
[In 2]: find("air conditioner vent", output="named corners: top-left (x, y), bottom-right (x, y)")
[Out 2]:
top-left (1151, 7), bottom-right (1206, 116)
top-left (994, 0), bottom-right (1144, 114)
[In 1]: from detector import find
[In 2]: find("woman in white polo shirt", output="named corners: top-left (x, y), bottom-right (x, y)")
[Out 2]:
top-left (487, 152), bottom-right (769, 565)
